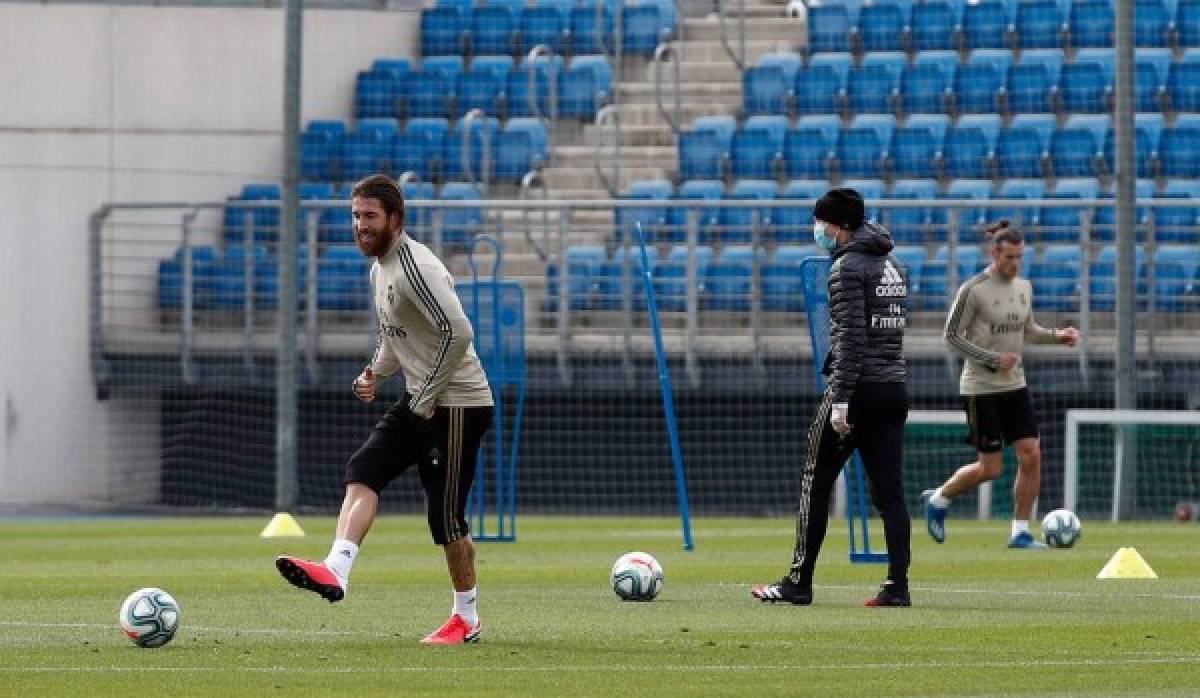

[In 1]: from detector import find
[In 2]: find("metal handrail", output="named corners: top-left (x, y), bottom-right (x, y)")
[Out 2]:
top-left (460, 108), bottom-right (492, 194)
top-left (653, 42), bottom-right (682, 135)
top-left (592, 105), bottom-right (622, 197)
top-left (717, 0), bottom-right (746, 70)
top-left (519, 170), bottom-right (551, 262)
top-left (525, 45), bottom-right (559, 127)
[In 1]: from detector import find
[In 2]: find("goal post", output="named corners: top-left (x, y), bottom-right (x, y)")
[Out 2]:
top-left (1064, 409), bottom-right (1200, 522)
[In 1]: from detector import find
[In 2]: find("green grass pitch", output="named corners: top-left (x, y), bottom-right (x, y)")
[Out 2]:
top-left (1, 516), bottom-right (1198, 697)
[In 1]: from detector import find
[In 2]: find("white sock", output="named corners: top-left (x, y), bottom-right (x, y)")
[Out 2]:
top-left (930, 488), bottom-right (951, 508)
top-left (453, 588), bottom-right (479, 626)
top-left (1011, 520), bottom-right (1030, 538)
top-left (324, 539), bottom-right (358, 585)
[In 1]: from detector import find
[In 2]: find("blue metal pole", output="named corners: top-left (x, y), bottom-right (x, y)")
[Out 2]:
top-left (633, 223), bottom-right (694, 551)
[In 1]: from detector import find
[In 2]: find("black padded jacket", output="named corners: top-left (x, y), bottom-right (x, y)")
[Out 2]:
top-left (822, 222), bottom-right (909, 403)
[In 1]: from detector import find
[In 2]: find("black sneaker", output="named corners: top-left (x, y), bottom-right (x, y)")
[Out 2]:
top-left (864, 579), bottom-right (911, 607)
top-left (751, 578), bottom-right (813, 605)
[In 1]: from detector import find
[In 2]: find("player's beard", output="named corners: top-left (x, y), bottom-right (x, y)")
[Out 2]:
top-left (355, 221), bottom-right (395, 258)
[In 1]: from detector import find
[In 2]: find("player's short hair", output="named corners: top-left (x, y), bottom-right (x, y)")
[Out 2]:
top-left (985, 220), bottom-right (1024, 248)
top-left (351, 174), bottom-right (405, 222)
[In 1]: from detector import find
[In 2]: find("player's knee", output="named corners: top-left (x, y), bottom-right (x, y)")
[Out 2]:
top-left (977, 455), bottom-right (1004, 481)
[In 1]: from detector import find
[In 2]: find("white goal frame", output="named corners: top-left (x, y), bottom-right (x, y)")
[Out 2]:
top-left (1064, 409), bottom-right (1200, 522)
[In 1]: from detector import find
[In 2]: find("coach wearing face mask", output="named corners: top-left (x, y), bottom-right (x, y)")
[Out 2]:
top-left (752, 188), bottom-right (913, 608)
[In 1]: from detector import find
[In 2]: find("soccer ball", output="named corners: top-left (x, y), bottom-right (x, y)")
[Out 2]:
top-left (119, 587), bottom-right (180, 648)
top-left (611, 551), bottom-right (664, 601)
top-left (1042, 509), bottom-right (1082, 549)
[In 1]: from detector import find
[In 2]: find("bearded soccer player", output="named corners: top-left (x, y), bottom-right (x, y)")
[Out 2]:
top-left (923, 221), bottom-right (1079, 549)
top-left (276, 174), bottom-right (494, 644)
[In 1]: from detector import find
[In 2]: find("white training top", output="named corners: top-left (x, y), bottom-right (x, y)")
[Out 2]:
top-left (368, 233), bottom-right (493, 413)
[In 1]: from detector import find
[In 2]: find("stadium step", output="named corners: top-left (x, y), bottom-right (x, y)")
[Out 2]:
top-left (616, 80), bottom-right (742, 105)
top-left (682, 14), bottom-right (804, 40)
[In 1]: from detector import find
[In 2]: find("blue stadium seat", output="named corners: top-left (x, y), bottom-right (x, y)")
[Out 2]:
top-left (495, 118), bottom-right (549, 181)
top-left (889, 127), bottom-right (940, 178)
top-left (907, 113), bottom-right (952, 143)
top-left (855, 0), bottom-right (908, 51)
top-left (545, 244), bottom-right (605, 311)
top-left (420, 6), bottom-right (467, 56)
top-left (316, 246), bottom-right (369, 312)
top-left (340, 120), bottom-right (398, 182)
top-left (402, 69), bottom-right (453, 119)
top-left (703, 246), bottom-right (763, 311)
top-left (743, 65), bottom-right (791, 116)
top-left (793, 64), bottom-right (844, 115)
top-left (519, 5), bottom-right (568, 54)
top-left (621, 2), bottom-right (668, 55)
top-left (1153, 244), bottom-right (1200, 311)
top-left (594, 246), bottom-right (659, 310)
top-left (654, 244), bottom-right (714, 312)
top-left (1091, 178), bottom-right (1155, 242)
top-left (300, 120), bottom-right (346, 181)
top-left (1014, 0), bottom-right (1063, 49)
top-left (900, 62), bottom-right (951, 114)
top-left (808, 4), bottom-right (854, 52)
top-left (507, 55), bottom-right (564, 118)
top-left (731, 116), bottom-right (787, 179)
top-left (472, 54), bottom-right (515, 77)
top-left (355, 69), bottom-right (397, 120)
top-left (943, 178), bottom-right (994, 233)
top-left (421, 55), bottom-right (465, 77)
top-left (808, 51), bottom-right (855, 82)
top-left (942, 117), bottom-right (998, 179)
top-left (401, 180), bottom-right (436, 233)
top-left (923, 245), bottom-right (987, 309)
top-left (568, 1), bottom-right (614, 54)
top-left (1159, 127), bottom-right (1200, 177)
top-left (481, 0), bottom-right (525, 16)
top-left (837, 127), bottom-right (885, 178)
top-left (783, 127), bottom-right (834, 180)
top-left (911, 0), bottom-right (959, 50)
top-left (438, 182), bottom-right (485, 246)
top-left (1102, 123), bottom-right (1155, 178)
top-left (962, 0), bottom-right (1011, 49)
top-left (693, 115), bottom-right (738, 146)
top-left (1040, 177), bottom-right (1100, 242)
top-left (1135, 0), bottom-right (1171, 45)
top-left (797, 113), bottom-right (842, 144)
top-left (846, 63), bottom-right (899, 114)
top-left (559, 54), bottom-right (612, 119)
top-left (774, 179), bottom-right (830, 243)
top-left (1058, 58), bottom-right (1112, 113)
top-left (443, 117), bottom-right (500, 181)
top-left (1156, 180), bottom-right (1200, 242)
top-left (994, 178), bottom-right (1046, 229)
top-left (1012, 111), bottom-right (1057, 145)
top-left (967, 48), bottom-right (1014, 76)
top-left (671, 180), bottom-right (725, 244)
top-left (391, 131), bottom-right (439, 181)
top-left (996, 126), bottom-right (1047, 178)
top-left (1018, 48), bottom-right (1066, 82)
top-left (1002, 64), bottom-right (1054, 113)
top-left (762, 244), bottom-right (820, 312)
top-left (1166, 58), bottom-right (1200, 112)
top-left (371, 57), bottom-right (411, 82)
top-left (759, 52), bottom-right (803, 83)
top-left (1030, 245), bottom-right (1082, 311)
top-left (722, 179), bottom-right (777, 244)
top-left (471, 5), bottom-right (516, 55)
top-left (615, 179), bottom-right (673, 242)
top-left (1132, 60), bottom-right (1166, 112)
top-left (851, 113), bottom-right (897, 145)
top-left (456, 65), bottom-right (508, 118)
top-left (891, 245), bottom-right (927, 299)
top-left (1050, 127), bottom-right (1101, 178)
top-left (886, 178), bottom-right (940, 244)
top-left (679, 130), bottom-right (729, 181)
top-left (861, 50), bottom-right (908, 82)
top-left (951, 63), bottom-right (1001, 114)
top-left (1089, 244), bottom-right (1148, 311)
top-left (158, 245), bottom-right (218, 310)
top-left (1066, 113), bottom-right (1111, 142)
top-left (913, 49), bottom-right (960, 78)
top-left (1067, 0), bottom-right (1114, 47)
top-left (1179, 0), bottom-right (1200, 46)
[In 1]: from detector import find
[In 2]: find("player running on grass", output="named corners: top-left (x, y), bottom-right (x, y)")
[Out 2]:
top-left (923, 221), bottom-right (1078, 549)
top-left (275, 174), bottom-right (494, 644)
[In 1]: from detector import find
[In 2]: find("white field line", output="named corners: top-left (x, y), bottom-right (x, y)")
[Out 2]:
top-left (3, 656), bottom-right (1200, 674)
top-left (718, 582), bottom-right (1200, 601)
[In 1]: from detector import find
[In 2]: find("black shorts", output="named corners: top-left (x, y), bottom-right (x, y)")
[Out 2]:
top-left (345, 397), bottom-right (494, 545)
top-left (962, 387), bottom-right (1039, 454)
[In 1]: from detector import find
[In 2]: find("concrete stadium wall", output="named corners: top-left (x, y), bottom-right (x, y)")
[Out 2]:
top-left (0, 3), bottom-right (418, 505)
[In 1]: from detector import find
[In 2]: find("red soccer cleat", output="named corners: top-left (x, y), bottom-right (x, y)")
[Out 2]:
top-left (275, 555), bottom-right (345, 603)
top-left (420, 614), bottom-right (482, 645)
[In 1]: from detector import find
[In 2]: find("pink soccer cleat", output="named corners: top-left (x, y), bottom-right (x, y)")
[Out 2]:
top-left (275, 555), bottom-right (345, 603)
top-left (420, 614), bottom-right (481, 645)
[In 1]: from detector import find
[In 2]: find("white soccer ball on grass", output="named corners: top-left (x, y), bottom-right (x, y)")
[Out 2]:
top-left (119, 587), bottom-right (180, 648)
top-left (1042, 508), bottom-right (1082, 548)
top-left (611, 551), bottom-right (664, 601)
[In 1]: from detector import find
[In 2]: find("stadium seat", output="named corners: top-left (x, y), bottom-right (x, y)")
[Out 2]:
top-left (837, 127), bottom-right (885, 178)
top-left (1030, 244), bottom-right (1082, 311)
top-left (951, 62), bottom-right (1001, 114)
top-left (808, 4), bottom-right (854, 52)
top-left (907, 113), bottom-right (952, 143)
top-left (1091, 178), bottom-right (1155, 242)
top-left (678, 130), bottom-right (729, 182)
top-left (1158, 127), bottom-right (1200, 177)
top-left (759, 52), bottom-right (804, 83)
top-left (968, 48), bottom-right (1014, 76)
top-left (942, 115), bottom-right (1001, 179)
top-left (1002, 63), bottom-right (1055, 114)
top-left (1179, 0), bottom-right (1200, 46)
top-left (519, 5), bottom-right (567, 54)
top-left (471, 5), bottom-right (516, 55)
top-left (703, 246), bottom-right (763, 312)
top-left (993, 179), bottom-right (1045, 231)
top-left (401, 180), bottom-right (436, 233)
top-left (762, 245), bottom-right (818, 312)
top-left (846, 63), bottom-right (899, 114)
top-left (559, 55), bottom-right (612, 119)
top-left (1152, 244), bottom-right (1200, 311)
top-left (402, 117), bottom-right (451, 179)
top-left (671, 180), bottom-right (725, 243)
top-left (889, 127), bottom-right (940, 178)
top-left (1019, 48), bottom-right (1066, 82)
top-left (783, 127), bottom-right (834, 180)
top-left (891, 245), bottom-right (927, 299)
top-left (1089, 244), bottom-right (1148, 311)
top-left (456, 65), bottom-right (508, 118)
top-left (886, 178), bottom-right (940, 244)
top-left (855, 0), bottom-right (908, 52)
top-left (355, 69), bottom-right (397, 120)
top-left (508, 55), bottom-right (563, 119)
top-left (654, 244), bottom-right (714, 312)
top-left (437, 182), bottom-right (485, 246)
top-left (442, 116), bottom-right (499, 182)
top-left (1155, 180), bottom-right (1200, 242)
top-left (316, 246), bottom-right (370, 312)
top-left (1039, 177), bottom-right (1100, 242)
top-left (1014, 0), bottom-right (1063, 49)
top-left (1049, 127), bottom-right (1101, 178)
top-left (420, 6), bottom-right (467, 56)
top-left (495, 118), bottom-right (549, 181)
top-left (1058, 59), bottom-right (1111, 113)
top-left (402, 69), bottom-right (453, 119)
top-left (862, 50), bottom-right (908, 81)
top-left (962, 0), bottom-right (1011, 49)
top-left (774, 179), bottom-right (830, 243)
top-left (899, 62), bottom-right (952, 114)
top-left (913, 49), bottom-right (960, 78)
top-left (743, 65), bottom-right (791, 116)
top-left (731, 116), bottom-right (787, 179)
top-left (594, 246), bottom-right (658, 310)
top-left (1067, 0), bottom-right (1114, 47)
top-left (614, 179), bottom-right (673, 242)
top-left (722, 179), bottom-right (777, 244)
top-left (943, 178), bottom-right (995, 234)
top-left (911, 0), bottom-right (958, 50)
top-left (545, 244), bottom-right (605, 311)
top-left (996, 126), bottom-right (1047, 178)
top-left (1102, 123), bottom-right (1156, 179)
top-left (300, 120), bottom-right (346, 182)
top-left (693, 115), bottom-right (738, 147)
top-left (621, 2), bottom-right (668, 55)
top-left (568, 2), bottom-right (614, 54)
top-left (794, 64), bottom-right (845, 115)
top-left (158, 245), bottom-right (218, 311)
top-left (1135, 0), bottom-right (1171, 45)
top-left (808, 51), bottom-right (855, 83)
top-left (1165, 59), bottom-right (1200, 112)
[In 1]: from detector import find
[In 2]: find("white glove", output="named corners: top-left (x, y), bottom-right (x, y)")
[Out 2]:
top-left (831, 402), bottom-right (852, 436)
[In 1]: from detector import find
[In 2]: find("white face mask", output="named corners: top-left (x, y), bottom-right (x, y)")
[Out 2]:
top-left (813, 221), bottom-right (837, 251)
